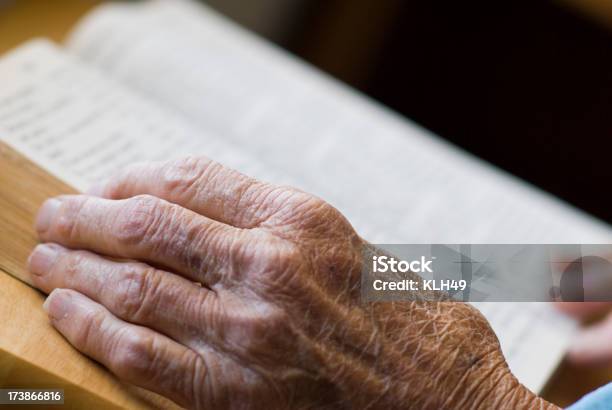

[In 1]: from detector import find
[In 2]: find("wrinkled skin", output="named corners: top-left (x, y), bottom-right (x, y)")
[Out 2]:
top-left (27, 157), bottom-right (558, 409)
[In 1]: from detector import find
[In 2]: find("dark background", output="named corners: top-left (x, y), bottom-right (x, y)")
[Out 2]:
top-left (277, 0), bottom-right (612, 223)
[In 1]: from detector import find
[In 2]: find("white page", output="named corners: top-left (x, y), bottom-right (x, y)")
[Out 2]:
top-left (0, 40), bottom-right (290, 191)
top-left (64, 0), bottom-right (612, 393)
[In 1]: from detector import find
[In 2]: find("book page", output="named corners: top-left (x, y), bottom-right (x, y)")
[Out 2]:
top-left (65, 0), bottom-right (612, 392)
top-left (0, 40), bottom-right (289, 192)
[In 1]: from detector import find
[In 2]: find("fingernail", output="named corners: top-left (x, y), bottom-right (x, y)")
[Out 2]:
top-left (35, 198), bottom-right (62, 233)
top-left (28, 244), bottom-right (60, 276)
top-left (43, 290), bottom-right (73, 321)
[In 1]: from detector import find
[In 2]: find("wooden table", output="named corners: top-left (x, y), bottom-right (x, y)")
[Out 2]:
top-left (0, 0), bottom-right (101, 54)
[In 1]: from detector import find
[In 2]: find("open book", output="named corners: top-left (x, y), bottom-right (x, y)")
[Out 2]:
top-left (1, 0), bottom-right (610, 401)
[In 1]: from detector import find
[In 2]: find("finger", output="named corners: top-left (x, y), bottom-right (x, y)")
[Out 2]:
top-left (89, 157), bottom-right (284, 228)
top-left (555, 302), bottom-right (612, 320)
top-left (29, 243), bottom-right (216, 346)
top-left (43, 289), bottom-right (210, 408)
top-left (35, 194), bottom-right (248, 286)
top-left (569, 312), bottom-right (612, 366)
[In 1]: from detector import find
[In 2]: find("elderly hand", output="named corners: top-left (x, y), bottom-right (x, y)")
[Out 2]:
top-left (28, 157), bottom-right (553, 409)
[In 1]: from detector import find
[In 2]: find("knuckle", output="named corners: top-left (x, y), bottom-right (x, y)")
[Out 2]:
top-left (272, 189), bottom-right (338, 227)
top-left (115, 195), bottom-right (162, 245)
top-left (111, 330), bottom-right (156, 377)
top-left (248, 239), bottom-right (303, 282)
top-left (75, 307), bottom-right (107, 349)
top-left (247, 238), bottom-right (313, 297)
top-left (231, 178), bottom-right (270, 225)
top-left (114, 266), bottom-right (159, 320)
top-left (61, 251), bottom-right (88, 280)
top-left (162, 156), bottom-right (212, 197)
top-left (289, 193), bottom-right (351, 235)
top-left (225, 231), bottom-right (258, 271)
top-left (303, 196), bottom-right (341, 223)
